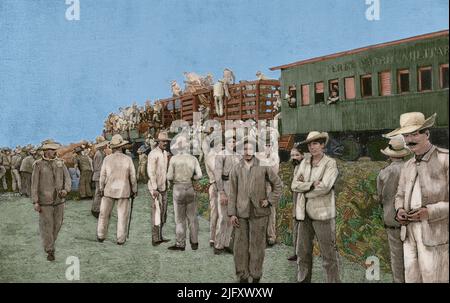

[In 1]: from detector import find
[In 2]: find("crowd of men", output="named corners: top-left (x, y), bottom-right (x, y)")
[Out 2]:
top-left (1, 111), bottom-right (447, 283)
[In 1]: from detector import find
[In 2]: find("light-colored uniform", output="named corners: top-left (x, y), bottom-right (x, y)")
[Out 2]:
top-left (205, 149), bottom-right (219, 245)
top-left (167, 152), bottom-right (202, 248)
top-left (97, 151), bottom-right (137, 243)
top-left (20, 155), bottom-right (36, 197)
top-left (214, 150), bottom-right (240, 250)
top-left (11, 153), bottom-right (22, 192)
top-left (147, 146), bottom-right (169, 243)
top-left (395, 146), bottom-right (448, 283)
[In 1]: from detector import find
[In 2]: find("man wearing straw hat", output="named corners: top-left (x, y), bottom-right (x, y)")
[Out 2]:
top-left (31, 139), bottom-right (71, 261)
top-left (91, 136), bottom-right (109, 218)
top-left (97, 134), bottom-right (137, 245)
top-left (20, 147), bottom-right (38, 197)
top-left (291, 131), bottom-right (340, 283)
top-left (385, 112), bottom-right (448, 283)
top-left (167, 134), bottom-right (202, 251)
top-left (147, 131), bottom-right (171, 246)
top-left (377, 135), bottom-right (411, 283)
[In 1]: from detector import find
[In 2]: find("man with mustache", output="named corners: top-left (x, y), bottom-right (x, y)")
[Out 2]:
top-left (386, 112), bottom-right (448, 283)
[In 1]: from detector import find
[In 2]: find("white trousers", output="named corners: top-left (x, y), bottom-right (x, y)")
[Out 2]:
top-left (404, 222), bottom-right (449, 283)
top-left (97, 197), bottom-right (130, 244)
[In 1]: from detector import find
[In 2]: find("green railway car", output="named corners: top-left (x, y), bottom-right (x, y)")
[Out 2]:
top-left (271, 30), bottom-right (449, 160)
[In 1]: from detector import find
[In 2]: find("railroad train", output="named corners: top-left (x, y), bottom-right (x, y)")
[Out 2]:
top-left (106, 30), bottom-right (448, 161)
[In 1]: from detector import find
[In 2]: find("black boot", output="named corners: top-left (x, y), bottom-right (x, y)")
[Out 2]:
top-left (47, 251), bottom-right (55, 261)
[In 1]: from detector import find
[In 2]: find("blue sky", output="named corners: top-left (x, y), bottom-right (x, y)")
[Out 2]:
top-left (0, 0), bottom-right (448, 147)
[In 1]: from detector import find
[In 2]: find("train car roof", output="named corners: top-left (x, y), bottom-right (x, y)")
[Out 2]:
top-left (270, 29), bottom-right (449, 71)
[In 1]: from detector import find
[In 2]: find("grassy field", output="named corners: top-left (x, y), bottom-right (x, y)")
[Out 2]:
top-left (0, 182), bottom-right (392, 283)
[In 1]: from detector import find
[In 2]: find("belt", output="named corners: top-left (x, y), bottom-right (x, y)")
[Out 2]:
top-left (384, 224), bottom-right (401, 230)
top-left (221, 175), bottom-right (229, 181)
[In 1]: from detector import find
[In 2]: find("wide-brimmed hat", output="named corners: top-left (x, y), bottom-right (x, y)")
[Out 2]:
top-left (300, 131), bottom-right (329, 145)
top-left (109, 134), bottom-right (129, 149)
top-left (384, 112), bottom-right (436, 137)
top-left (29, 149), bottom-right (37, 154)
top-left (40, 139), bottom-right (61, 150)
top-left (155, 131), bottom-right (170, 142)
top-left (380, 135), bottom-right (410, 158)
top-left (95, 136), bottom-right (109, 148)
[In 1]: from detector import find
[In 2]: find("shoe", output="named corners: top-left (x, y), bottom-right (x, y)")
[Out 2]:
top-left (288, 255), bottom-right (298, 261)
top-left (47, 252), bottom-right (55, 261)
top-left (91, 210), bottom-right (99, 218)
top-left (209, 242), bottom-right (214, 248)
top-left (97, 237), bottom-right (105, 243)
top-left (191, 243), bottom-right (198, 250)
top-left (239, 278), bottom-right (249, 283)
top-left (252, 278), bottom-right (260, 283)
top-left (267, 241), bottom-right (275, 247)
top-left (168, 245), bottom-right (185, 251)
top-left (152, 241), bottom-right (162, 246)
top-left (224, 246), bottom-right (233, 254)
top-left (214, 248), bottom-right (224, 255)
top-left (161, 238), bottom-right (170, 243)
top-left (117, 241), bottom-right (125, 245)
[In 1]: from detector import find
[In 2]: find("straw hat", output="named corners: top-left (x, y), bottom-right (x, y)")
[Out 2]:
top-left (155, 131), bottom-right (170, 142)
top-left (109, 134), bottom-right (129, 149)
top-left (300, 131), bottom-right (329, 145)
top-left (40, 139), bottom-right (61, 150)
top-left (380, 135), bottom-right (410, 158)
top-left (384, 112), bottom-right (436, 137)
top-left (95, 136), bottom-right (109, 148)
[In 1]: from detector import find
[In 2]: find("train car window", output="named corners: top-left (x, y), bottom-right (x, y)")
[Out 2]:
top-left (440, 64), bottom-right (449, 89)
top-left (418, 66), bottom-right (432, 92)
top-left (315, 82), bottom-right (324, 104)
top-left (361, 74), bottom-right (372, 97)
top-left (344, 77), bottom-right (356, 99)
top-left (327, 79), bottom-right (339, 105)
top-left (301, 84), bottom-right (310, 106)
top-left (379, 71), bottom-right (392, 96)
top-left (397, 69), bottom-right (410, 93)
top-left (286, 85), bottom-right (297, 108)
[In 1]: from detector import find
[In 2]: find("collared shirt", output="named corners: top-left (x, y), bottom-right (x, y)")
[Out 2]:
top-left (167, 153), bottom-right (202, 184)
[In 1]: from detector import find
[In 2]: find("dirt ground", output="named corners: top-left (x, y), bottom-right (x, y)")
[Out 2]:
top-left (0, 184), bottom-right (392, 283)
